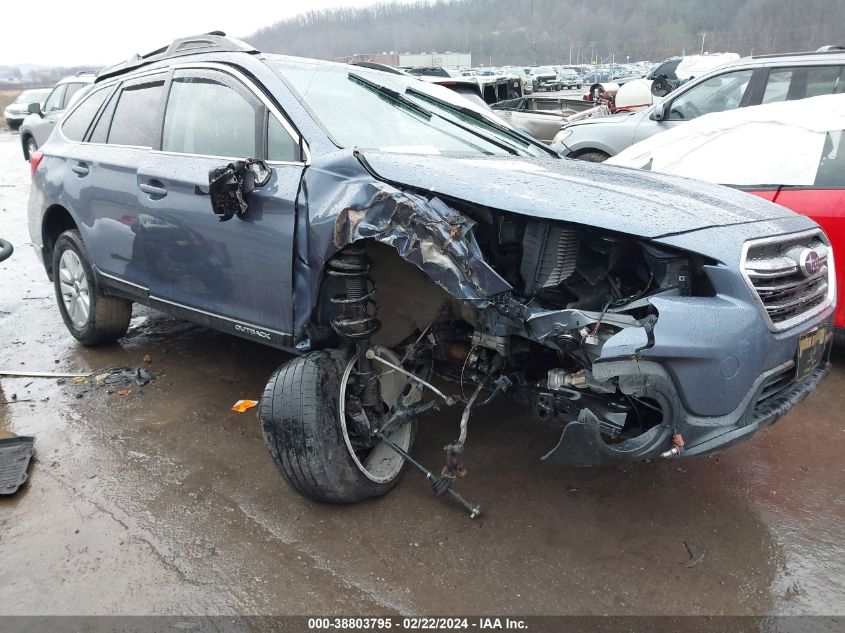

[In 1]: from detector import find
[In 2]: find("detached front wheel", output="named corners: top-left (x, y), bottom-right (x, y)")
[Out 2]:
top-left (260, 347), bottom-right (415, 503)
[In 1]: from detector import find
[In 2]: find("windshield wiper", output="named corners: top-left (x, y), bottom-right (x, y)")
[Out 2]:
top-left (407, 88), bottom-right (556, 157)
top-left (348, 73), bottom-right (432, 120)
top-left (349, 72), bottom-right (518, 156)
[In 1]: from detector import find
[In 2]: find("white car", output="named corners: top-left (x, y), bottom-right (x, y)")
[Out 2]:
top-left (20, 74), bottom-right (93, 160)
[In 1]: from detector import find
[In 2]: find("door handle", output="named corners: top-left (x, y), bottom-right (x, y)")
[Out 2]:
top-left (139, 181), bottom-right (168, 198)
top-left (71, 161), bottom-right (89, 177)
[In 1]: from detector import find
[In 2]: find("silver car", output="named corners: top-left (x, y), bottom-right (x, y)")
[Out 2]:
top-left (3, 88), bottom-right (50, 130)
top-left (20, 74), bottom-right (93, 159)
top-left (555, 48), bottom-right (845, 162)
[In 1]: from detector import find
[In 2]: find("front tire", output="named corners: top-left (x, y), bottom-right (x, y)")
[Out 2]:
top-left (24, 135), bottom-right (37, 160)
top-left (575, 150), bottom-right (611, 163)
top-left (260, 348), bottom-right (415, 504)
top-left (52, 230), bottom-right (132, 345)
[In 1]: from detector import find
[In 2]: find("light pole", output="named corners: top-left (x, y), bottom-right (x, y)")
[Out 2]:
top-left (700, 32), bottom-right (706, 54)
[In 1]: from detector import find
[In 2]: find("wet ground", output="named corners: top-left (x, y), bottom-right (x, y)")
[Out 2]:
top-left (0, 128), bottom-right (843, 616)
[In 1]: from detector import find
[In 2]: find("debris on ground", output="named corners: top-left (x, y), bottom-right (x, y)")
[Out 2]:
top-left (231, 399), bottom-right (259, 413)
top-left (0, 435), bottom-right (35, 495)
top-left (683, 540), bottom-right (706, 568)
top-left (93, 367), bottom-right (153, 388)
top-left (0, 370), bottom-right (91, 379)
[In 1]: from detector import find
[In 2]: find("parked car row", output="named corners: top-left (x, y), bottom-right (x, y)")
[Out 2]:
top-left (554, 47), bottom-right (845, 161)
top-left (3, 88), bottom-right (51, 130)
top-left (23, 33), bottom-right (836, 517)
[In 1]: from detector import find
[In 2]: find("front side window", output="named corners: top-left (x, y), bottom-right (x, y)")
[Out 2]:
top-left (267, 116), bottom-right (299, 162)
top-left (43, 84), bottom-right (66, 112)
top-left (667, 69), bottom-right (753, 121)
top-left (162, 71), bottom-right (260, 158)
top-left (62, 87), bottom-right (110, 142)
top-left (108, 77), bottom-right (165, 147)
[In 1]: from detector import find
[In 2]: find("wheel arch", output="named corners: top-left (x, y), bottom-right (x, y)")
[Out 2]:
top-left (313, 239), bottom-right (458, 349)
top-left (41, 204), bottom-right (79, 280)
top-left (20, 130), bottom-right (35, 160)
top-left (569, 147), bottom-right (612, 161)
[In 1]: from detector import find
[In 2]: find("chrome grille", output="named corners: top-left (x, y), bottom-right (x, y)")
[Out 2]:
top-left (741, 230), bottom-right (834, 330)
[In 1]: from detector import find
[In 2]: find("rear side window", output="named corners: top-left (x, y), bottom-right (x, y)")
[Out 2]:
top-left (62, 88), bottom-right (110, 142)
top-left (108, 77), bottom-right (165, 147)
top-left (63, 82), bottom-right (86, 108)
top-left (815, 130), bottom-right (845, 187)
top-left (162, 71), bottom-right (260, 157)
top-left (762, 65), bottom-right (844, 103)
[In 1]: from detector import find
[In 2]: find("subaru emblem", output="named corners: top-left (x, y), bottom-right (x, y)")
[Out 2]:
top-left (799, 248), bottom-right (822, 277)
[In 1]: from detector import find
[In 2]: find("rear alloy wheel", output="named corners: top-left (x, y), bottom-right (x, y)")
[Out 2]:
top-left (52, 230), bottom-right (132, 345)
top-left (260, 347), bottom-right (416, 503)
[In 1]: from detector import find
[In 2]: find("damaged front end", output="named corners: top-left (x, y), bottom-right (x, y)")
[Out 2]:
top-left (309, 168), bottom-right (727, 472)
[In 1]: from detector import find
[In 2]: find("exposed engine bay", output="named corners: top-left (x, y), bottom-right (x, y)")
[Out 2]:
top-left (321, 193), bottom-right (716, 516)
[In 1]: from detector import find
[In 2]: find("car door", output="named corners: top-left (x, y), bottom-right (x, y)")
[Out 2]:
top-left (73, 73), bottom-right (168, 289)
top-left (135, 66), bottom-right (304, 341)
top-left (632, 68), bottom-right (755, 145)
top-left (32, 82), bottom-right (66, 146)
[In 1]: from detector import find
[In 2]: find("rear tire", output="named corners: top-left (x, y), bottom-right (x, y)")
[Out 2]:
top-left (260, 349), bottom-right (415, 504)
top-left (52, 230), bottom-right (132, 345)
top-left (575, 150), bottom-right (611, 163)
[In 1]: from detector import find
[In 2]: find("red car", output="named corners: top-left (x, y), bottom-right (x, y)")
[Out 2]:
top-left (748, 149), bottom-right (845, 327)
top-left (607, 95), bottom-right (845, 327)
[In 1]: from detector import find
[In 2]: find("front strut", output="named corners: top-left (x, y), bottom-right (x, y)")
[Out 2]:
top-left (327, 247), bottom-right (381, 407)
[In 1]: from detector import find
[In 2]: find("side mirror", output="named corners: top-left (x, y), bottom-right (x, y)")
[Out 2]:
top-left (248, 159), bottom-right (272, 187)
top-left (199, 159), bottom-right (272, 222)
top-left (27, 102), bottom-right (42, 117)
top-left (650, 101), bottom-right (668, 121)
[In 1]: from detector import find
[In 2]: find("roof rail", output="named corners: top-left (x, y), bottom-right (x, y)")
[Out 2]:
top-left (350, 61), bottom-right (408, 75)
top-left (96, 31), bottom-right (259, 82)
top-left (751, 46), bottom-right (845, 59)
top-left (75, 70), bottom-right (97, 76)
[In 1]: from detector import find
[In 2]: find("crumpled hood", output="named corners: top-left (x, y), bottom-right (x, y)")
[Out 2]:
top-left (358, 151), bottom-right (797, 239)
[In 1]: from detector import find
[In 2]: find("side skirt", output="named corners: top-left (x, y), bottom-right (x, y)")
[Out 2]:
top-left (94, 269), bottom-right (297, 352)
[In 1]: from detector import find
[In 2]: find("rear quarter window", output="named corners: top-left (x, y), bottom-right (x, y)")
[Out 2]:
top-left (61, 88), bottom-right (110, 142)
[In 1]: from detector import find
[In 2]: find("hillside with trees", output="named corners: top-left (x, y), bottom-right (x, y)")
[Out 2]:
top-left (246, 0), bottom-right (844, 65)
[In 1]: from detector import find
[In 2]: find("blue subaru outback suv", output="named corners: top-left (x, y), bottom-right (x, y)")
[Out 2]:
top-left (27, 33), bottom-right (835, 515)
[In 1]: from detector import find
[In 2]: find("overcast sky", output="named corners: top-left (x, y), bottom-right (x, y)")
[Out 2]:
top-left (0, 0), bottom-right (392, 66)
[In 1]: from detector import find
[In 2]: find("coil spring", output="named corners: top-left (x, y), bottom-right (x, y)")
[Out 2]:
top-left (327, 249), bottom-right (381, 340)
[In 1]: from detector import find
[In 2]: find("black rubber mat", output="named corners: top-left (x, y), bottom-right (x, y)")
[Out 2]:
top-left (0, 436), bottom-right (35, 495)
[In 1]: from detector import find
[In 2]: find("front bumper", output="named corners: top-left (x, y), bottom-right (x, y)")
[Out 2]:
top-left (540, 308), bottom-right (834, 466)
top-left (4, 112), bottom-right (25, 126)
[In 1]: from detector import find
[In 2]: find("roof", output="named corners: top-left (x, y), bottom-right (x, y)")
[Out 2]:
top-left (96, 31), bottom-right (258, 83)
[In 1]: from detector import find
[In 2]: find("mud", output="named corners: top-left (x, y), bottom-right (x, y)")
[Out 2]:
top-left (0, 129), bottom-right (842, 615)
